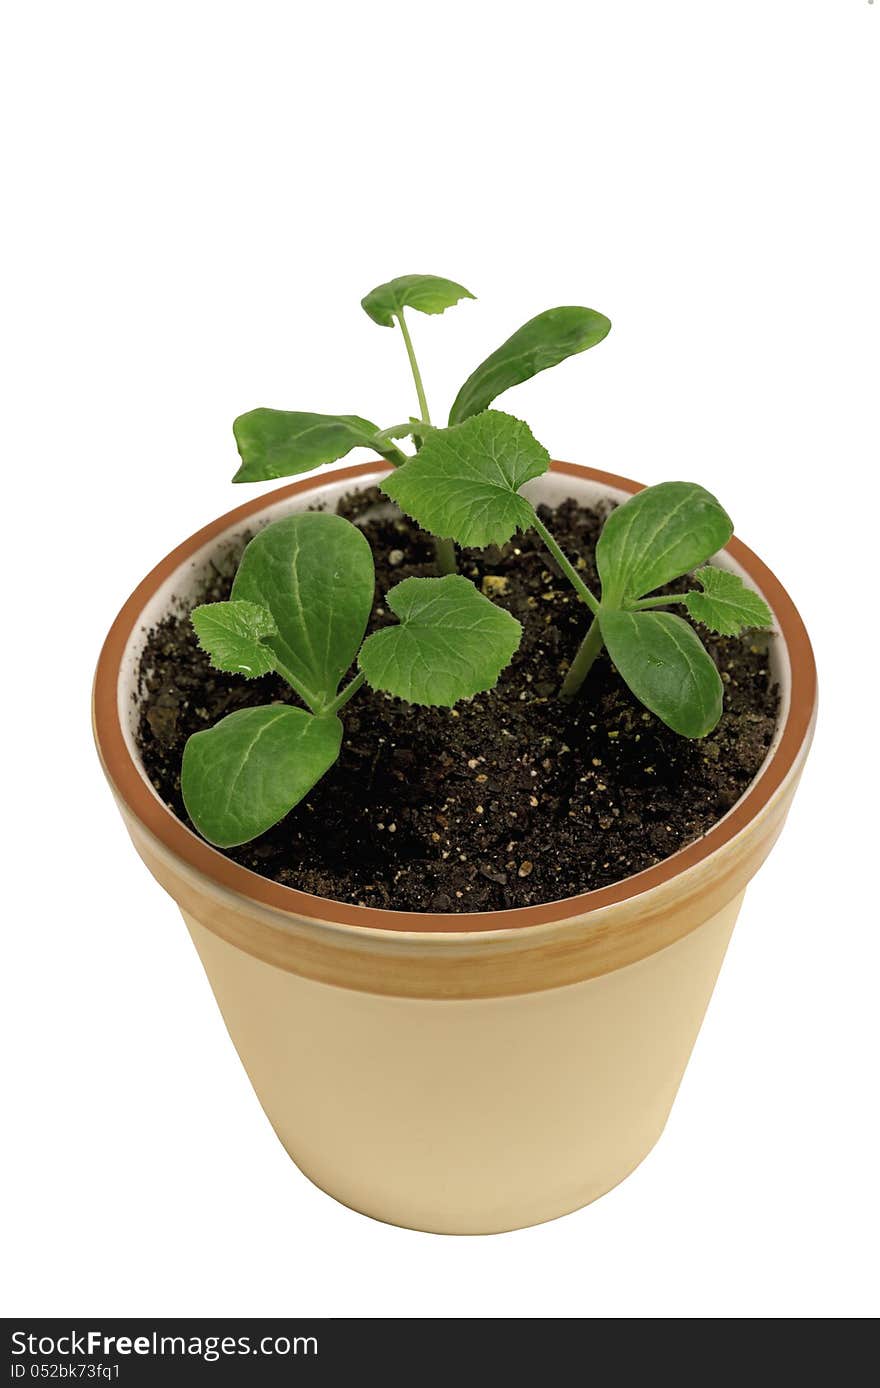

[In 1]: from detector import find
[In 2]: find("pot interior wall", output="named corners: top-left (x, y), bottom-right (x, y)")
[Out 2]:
top-left (117, 467), bottom-right (790, 843)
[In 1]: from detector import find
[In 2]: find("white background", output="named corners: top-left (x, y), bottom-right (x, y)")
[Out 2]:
top-left (3, 1), bottom-right (878, 1320)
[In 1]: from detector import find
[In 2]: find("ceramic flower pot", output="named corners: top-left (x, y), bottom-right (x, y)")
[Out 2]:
top-left (93, 461), bottom-right (817, 1234)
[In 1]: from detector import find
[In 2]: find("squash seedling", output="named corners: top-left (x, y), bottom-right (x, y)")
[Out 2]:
top-left (382, 410), bottom-right (773, 738)
top-left (230, 273), bottom-right (612, 577)
top-left (180, 512), bottom-right (521, 846)
top-left (186, 286), bottom-right (772, 852)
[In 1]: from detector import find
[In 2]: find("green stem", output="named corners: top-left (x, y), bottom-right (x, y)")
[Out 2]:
top-left (396, 308), bottom-right (431, 425)
top-left (395, 307), bottom-right (457, 576)
top-left (376, 441), bottom-right (408, 468)
top-left (529, 509), bottom-right (604, 700)
top-left (632, 594), bottom-right (677, 609)
top-left (323, 669), bottom-right (366, 717)
top-left (560, 617), bottom-right (605, 700)
top-left (530, 512), bottom-right (600, 615)
top-left (272, 659), bottom-right (322, 715)
top-left (433, 537), bottom-right (457, 576)
top-left (374, 422), bottom-right (416, 445)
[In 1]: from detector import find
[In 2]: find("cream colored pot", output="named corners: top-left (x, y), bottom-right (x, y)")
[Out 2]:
top-left (93, 462), bottom-right (817, 1234)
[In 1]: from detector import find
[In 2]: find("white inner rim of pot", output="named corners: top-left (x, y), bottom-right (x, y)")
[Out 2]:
top-left (117, 469), bottom-right (790, 888)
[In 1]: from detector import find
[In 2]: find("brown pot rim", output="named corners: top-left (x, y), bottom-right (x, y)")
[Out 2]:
top-left (93, 459), bottom-right (817, 936)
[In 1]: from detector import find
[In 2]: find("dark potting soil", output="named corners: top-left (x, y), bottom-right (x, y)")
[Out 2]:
top-left (135, 490), bottom-right (778, 913)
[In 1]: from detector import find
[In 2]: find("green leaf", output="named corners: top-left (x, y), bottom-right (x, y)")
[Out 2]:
top-left (191, 600), bottom-right (278, 679)
top-left (182, 705), bottom-right (343, 847)
top-left (597, 482), bottom-right (733, 606)
top-left (599, 609), bottom-right (723, 738)
top-left (381, 410), bottom-right (549, 548)
top-left (359, 575), bottom-right (521, 707)
top-left (361, 274), bottom-right (475, 328)
top-left (231, 512), bottom-right (374, 712)
top-left (681, 566), bottom-right (774, 636)
top-left (449, 306), bottom-right (611, 424)
top-left (232, 409), bottom-right (383, 483)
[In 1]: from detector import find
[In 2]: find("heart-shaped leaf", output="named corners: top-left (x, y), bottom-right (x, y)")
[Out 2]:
top-left (449, 306), bottom-right (611, 424)
top-left (681, 566), bottom-right (773, 637)
top-left (231, 512), bottom-right (374, 713)
top-left (599, 608), bottom-right (723, 738)
top-left (232, 409), bottom-right (384, 483)
top-left (597, 482), bottom-right (733, 606)
top-left (359, 575), bottom-right (521, 707)
top-left (361, 274), bottom-right (475, 328)
top-left (181, 706), bottom-right (343, 847)
top-left (381, 410), bottom-right (549, 548)
top-left (191, 600), bottom-right (278, 678)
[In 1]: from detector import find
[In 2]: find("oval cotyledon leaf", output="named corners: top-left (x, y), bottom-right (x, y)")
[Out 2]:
top-left (599, 608), bottom-right (723, 737)
top-left (231, 512), bottom-right (374, 712)
top-left (449, 306), bottom-right (611, 424)
top-left (232, 409), bottom-right (384, 483)
top-left (181, 706), bottom-right (343, 847)
top-left (597, 482), bottom-right (733, 606)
